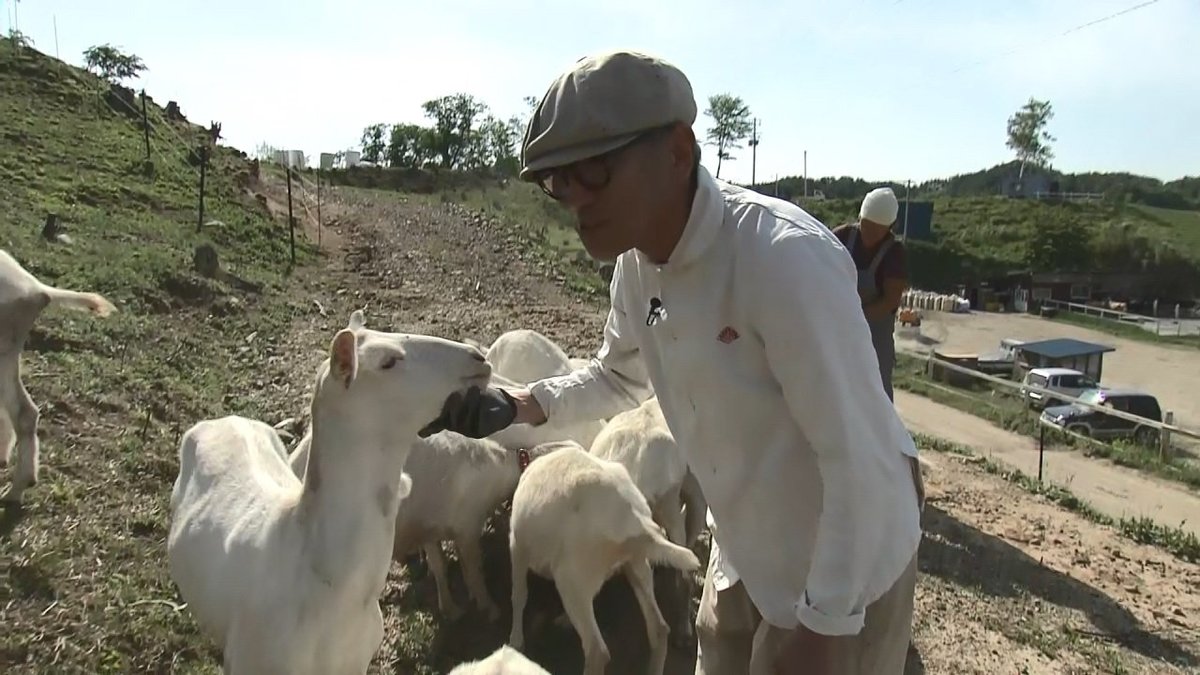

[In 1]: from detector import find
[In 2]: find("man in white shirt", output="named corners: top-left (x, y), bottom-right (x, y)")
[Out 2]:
top-left (421, 50), bottom-right (925, 675)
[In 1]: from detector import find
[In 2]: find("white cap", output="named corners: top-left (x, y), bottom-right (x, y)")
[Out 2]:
top-left (859, 187), bottom-right (899, 226)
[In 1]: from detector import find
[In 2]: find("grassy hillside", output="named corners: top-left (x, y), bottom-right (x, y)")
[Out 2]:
top-left (790, 194), bottom-right (1200, 294)
top-left (1, 36), bottom-right (317, 672)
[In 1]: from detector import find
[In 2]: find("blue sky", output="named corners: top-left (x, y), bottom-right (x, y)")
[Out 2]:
top-left (6, 0), bottom-right (1197, 185)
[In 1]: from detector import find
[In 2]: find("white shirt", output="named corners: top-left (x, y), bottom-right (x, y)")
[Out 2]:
top-left (528, 166), bottom-right (922, 636)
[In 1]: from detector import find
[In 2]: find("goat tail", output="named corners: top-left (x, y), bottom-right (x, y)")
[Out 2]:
top-left (639, 526), bottom-right (701, 572)
top-left (43, 287), bottom-right (117, 317)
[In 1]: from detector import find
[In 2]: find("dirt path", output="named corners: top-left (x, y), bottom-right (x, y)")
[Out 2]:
top-left (913, 449), bottom-right (1199, 674)
top-left (896, 390), bottom-right (1200, 536)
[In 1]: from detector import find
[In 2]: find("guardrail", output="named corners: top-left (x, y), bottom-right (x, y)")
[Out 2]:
top-left (919, 351), bottom-right (1200, 480)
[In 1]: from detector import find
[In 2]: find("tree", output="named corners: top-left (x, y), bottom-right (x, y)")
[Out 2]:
top-left (703, 94), bottom-right (753, 179)
top-left (386, 123), bottom-right (435, 169)
top-left (1006, 97), bottom-right (1055, 186)
top-left (360, 123), bottom-right (388, 164)
top-left (421, 93), bottom-right (489, 169)
top-left (82, 44), bottom-right (147, 84)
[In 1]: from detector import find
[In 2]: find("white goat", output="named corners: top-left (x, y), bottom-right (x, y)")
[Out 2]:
top-left (588, 396), bottom-right (708, 643)
top-left (447, 645), bottom-right (551, 675)
top-left (0, 249), bottom-right (116, 503)
top-left (285, 374), bottom-right (584, 623)
top-left (166, 310), bottom-right (491, 674)
top-left (508, 440), bottom-right (701, 675)
top-left (485, 328), bottom-right (573, 386)
top-left (485, 329), bottom-right (606, 451)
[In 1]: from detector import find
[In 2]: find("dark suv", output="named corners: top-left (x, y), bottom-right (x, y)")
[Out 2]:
top-left (1039, 387), bottom-right (1163, 446)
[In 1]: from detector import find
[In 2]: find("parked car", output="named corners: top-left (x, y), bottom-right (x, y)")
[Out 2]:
top-left (1019, 367), bottom-right (1098, 410)
top-left (1039, 387), bottom-right (1163, 446)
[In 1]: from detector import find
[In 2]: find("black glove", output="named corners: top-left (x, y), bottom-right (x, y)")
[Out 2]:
top-left (417, 386), bottom-right (519, 439)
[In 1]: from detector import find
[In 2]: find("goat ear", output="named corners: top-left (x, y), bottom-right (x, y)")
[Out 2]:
top-left (330, 329), bottom-right (358, 388)
top-left (348, 309), bottom-right (366, 331)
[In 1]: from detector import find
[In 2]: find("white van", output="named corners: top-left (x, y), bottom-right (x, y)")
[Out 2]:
top-left (1020, 367), bottom-right (1098, 410)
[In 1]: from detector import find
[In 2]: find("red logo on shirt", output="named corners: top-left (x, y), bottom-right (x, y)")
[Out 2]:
top-left (717, 326), bottom-right (740, 344)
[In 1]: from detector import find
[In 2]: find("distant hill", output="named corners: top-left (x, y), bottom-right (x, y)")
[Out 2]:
top-left (750, 160), bottom-right (1200, 210)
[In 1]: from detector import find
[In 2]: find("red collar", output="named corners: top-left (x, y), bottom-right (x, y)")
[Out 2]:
top-left (518, 448), bottom-right (532, 473)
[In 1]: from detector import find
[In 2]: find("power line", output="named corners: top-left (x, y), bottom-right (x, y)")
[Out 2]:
top-left (943, 0), bottom-right (1165, 78)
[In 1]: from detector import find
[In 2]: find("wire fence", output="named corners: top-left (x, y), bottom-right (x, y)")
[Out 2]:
top-left (41, 52), bottom-right (330, 264)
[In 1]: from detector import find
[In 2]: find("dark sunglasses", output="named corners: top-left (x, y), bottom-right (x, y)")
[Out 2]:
top-left (534, 125), bottom-right (674, 200)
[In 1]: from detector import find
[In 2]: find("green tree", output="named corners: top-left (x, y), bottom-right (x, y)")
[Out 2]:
top-left (703, 94), bottom-right (753, 179)
top-left (360, 123), bottom-right (388, 164)
top-left (1006, 97), bottom-right (1055, 186)
top-left (421, 93), bottom-right (488, 169)
top-left (386, 123), bottom-right (435, 169)
top-left (82, 44), bottom-right (147, 84)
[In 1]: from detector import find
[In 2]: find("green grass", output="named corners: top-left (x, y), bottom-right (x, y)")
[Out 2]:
top-left (1, 36), bottom-right (320, 673)
top-left (1131, 203), bottom-right (1200, 254)
top-left (915, 434), bottom-right (1200, 563)
top-left (894, 353), bottom-right (1200, 490)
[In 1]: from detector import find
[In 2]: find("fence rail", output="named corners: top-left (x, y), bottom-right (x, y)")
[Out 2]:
top-left (1040, 298), bottom-right (1198, 337)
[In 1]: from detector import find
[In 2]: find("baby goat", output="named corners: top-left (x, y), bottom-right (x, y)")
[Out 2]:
top-left (447, 644), bottom-right (551, 674)
top-left (508, 440), bottom-right (701, 675)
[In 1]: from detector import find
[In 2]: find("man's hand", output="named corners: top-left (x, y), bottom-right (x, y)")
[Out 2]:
top-left (772, 624), bottom-right (834, 675)
top-left (417, 386), bottom-right (519, 439)
top-left (509, 388), bottom-right (548, 425)
top-left (417, 386), bottom-right (550, 439)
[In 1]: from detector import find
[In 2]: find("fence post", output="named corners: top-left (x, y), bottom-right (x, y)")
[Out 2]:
top-left (1038, 423), bottom-right (1045, 482)
top-left (140, 89), bottom-right (151, 163)
top-left (196, 144), bottom-right (208, 232)
top-left (1160, 411), bottom-right (1174, 461)
top-left (286, 167), bottom-right (296, 265)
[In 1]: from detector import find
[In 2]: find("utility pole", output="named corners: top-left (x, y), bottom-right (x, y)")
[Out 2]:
top-left (749, 118), bottom-right (759, 186)
top-left (903, 179), bottom-right (911, 241)
top-left (803, 150), bottom-right (808, 198)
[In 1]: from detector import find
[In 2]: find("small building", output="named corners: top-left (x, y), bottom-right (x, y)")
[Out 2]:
top-left (1000, 271), bottom-right (1154, 312)
top-left (1014, 337), bottom-right (1116, 382)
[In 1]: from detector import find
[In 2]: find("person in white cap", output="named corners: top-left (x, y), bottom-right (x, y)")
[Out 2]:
top-left (832, 188), bottom-right (910, 401)
top-left (420, 50), bottom-right (924, 675)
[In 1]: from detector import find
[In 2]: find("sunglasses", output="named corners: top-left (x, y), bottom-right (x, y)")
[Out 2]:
top-left (534, 124), bottom-right (674, 200)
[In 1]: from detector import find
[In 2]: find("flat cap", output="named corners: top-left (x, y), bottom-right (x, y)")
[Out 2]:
top-left (519, 50), bottom-right (697, 181)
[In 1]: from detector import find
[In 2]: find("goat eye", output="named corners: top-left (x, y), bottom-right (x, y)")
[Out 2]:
top-left (381, 356), bottom-right (398, 370)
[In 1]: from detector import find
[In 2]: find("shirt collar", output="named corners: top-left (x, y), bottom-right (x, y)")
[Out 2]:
top-left (637, 164), bottom-right (725, 271)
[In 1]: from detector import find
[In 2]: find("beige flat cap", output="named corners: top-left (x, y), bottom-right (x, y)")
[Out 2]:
top-left (519, 50), bottom-right (697, 181)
